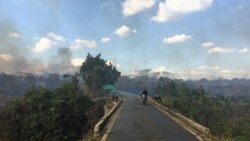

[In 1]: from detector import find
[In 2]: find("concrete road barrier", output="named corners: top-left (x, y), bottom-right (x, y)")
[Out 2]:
top-left (94, 100), bottom-right (123, 137)
top-left (175, 112), bottom-right (209, 135)
top-left (149, 98), bottom-right (210, 137)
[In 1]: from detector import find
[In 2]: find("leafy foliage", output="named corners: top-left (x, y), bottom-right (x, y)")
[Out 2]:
top-left (0, 76), bottom-right (97, 141)
top-left (155, 77), bottom-right (250, 140)
top-left (0, 73), bottom-right (64, 97)
top-left (79, 53), bottom-right (120, 94)
top-left (0, 54), bottom-right (120, 141)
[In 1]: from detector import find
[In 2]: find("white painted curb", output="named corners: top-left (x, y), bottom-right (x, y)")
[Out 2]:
top-left (93, 100), bottom-right (123, 137)
top-left (149, 98), bottom-right (211, 141)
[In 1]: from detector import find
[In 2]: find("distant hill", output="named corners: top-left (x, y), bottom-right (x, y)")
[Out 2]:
top-left (186, 78), bottom-right (250, 96)
top-left (116, 73), bottom-right (250, 97)
top-left (0, 73), bottom-right (65, 97)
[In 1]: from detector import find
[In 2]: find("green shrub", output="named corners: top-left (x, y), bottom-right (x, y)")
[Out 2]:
top-left (154, 78), bottom-right (250, 140)
top-left (0, 78), bottom-right (95, 141)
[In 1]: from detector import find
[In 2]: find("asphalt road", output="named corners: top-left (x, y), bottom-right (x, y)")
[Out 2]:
top-left (106, 91), bottom-right (198, 141)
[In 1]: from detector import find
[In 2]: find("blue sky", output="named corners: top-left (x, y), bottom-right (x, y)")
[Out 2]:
top-left (0, 0), bottom-right (250, 79)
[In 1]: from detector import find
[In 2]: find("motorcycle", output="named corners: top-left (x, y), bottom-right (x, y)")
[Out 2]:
top-left (142, 94), bottom-right (147, 105)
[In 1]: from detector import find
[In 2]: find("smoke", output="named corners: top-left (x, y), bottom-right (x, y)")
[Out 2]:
top-left (47, 47), bottom-right (77, 74)
top-left (0, 20), bottom-right (42, 74)
top-left (0, 20), bottom-right (77, 74)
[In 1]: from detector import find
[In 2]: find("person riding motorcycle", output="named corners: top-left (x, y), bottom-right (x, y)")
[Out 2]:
top-left (141, 89), bottom-right (148, 105)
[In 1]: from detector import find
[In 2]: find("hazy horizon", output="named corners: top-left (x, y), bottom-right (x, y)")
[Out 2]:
top-left (1, 0), bottom-right (250, 79)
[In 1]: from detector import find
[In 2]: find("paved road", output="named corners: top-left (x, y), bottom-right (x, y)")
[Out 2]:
top-left (107, 91), bottom-right (198, 141)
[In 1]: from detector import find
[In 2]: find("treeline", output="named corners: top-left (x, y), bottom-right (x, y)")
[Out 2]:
top-left (116, 72), bottom-right (250, 97)
top-left (155, 77), bottom-right (250, 141)
top-left (186, 78), bottom-right (250, 96)
top-left (115, 75), bottom-right (158, 94)
top-left (0, 73), bottom-right (64, 97)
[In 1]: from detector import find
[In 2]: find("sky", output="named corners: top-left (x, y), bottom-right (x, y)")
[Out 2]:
top-left (0, 0), bottom-right (250, 79)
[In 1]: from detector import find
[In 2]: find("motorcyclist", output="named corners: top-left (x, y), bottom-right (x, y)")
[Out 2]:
top-left (141, 89), bottom-right (148, 104)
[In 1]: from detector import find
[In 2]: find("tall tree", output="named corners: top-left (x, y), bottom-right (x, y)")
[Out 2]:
top-left (79, 53), bottom-right (120, 94)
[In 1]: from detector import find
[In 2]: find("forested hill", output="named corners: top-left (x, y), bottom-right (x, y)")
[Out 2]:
top-left (0, 73), bottom-right (64, 97)
top-left (116, 75), bottom-right (250, 97)
top-left (2, 72), bottom-right (250, 98)
top-left (186, 78), bottom-right (250, 96)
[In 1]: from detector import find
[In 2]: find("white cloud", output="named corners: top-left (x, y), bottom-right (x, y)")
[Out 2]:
top-left (198, 65), bottom-right (208, 70)
top-left (47, 32), bottom-right (65, 41)
top-left (0, 54), bottom-right (14, 62)
top-left (71, 58), bottom-right (85, 67)
top-left (114, 25), bottom-right (137, 37)
top-left (238, 47), bottom-right (248, 53)
top-left (33, 37), bottom-right (57, 53)
top-left (221, 69), bottom-right (246, 76)
top-left (106, 61), bottom-right (113, 66)
top-left (190, 69), bottom-right (205, 75)
top-left (70, 39), bottom-right (97, 50)
top-left (202, 42), bottom-right (248, 54)
top-left (208, 47), bottom-right (236, 54)
top-left (221, 69), bottom-right (232, 74)
top-left (163, 34), bottom-right (192, 44)
top-left (102, 37), bottom-right (111, 43)
top-left (8, 32), bottom-right (21, 38)
top-left (32, 32), bottom-right (64, 53)
top-left (201, 42), bottom-right (215, 48)
top-left (153, 66), bottom-right (168, 72)
top-left (132, 29), bottom-right (137, 33)
top-left (213, 66), bottom-right (220, 70)
top-left (122, 0), bottom-right (155, 17)
top-left (116, 64), bottom-right (121, 68)
top-left (126, 65), bottom-right (248, 79)
top-left (198, 65), bottom-right (220, 70)
top-left (151, 0), bottom-right (214, 22)
top-left (106, 60), bottom-right (121, 68)
top-left (181, 66), bottom-right (248, 79)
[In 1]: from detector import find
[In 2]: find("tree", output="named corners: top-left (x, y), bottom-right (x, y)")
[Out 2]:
top-left (79, 53), bottom-right (120, 94)
top-left (0, 76), bottom-right (95, 141)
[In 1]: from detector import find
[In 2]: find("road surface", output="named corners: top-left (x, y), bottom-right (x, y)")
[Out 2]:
top-left (106, 91), bottom-right (198, 141)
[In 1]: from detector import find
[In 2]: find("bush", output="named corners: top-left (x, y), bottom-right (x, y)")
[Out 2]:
top-left (233, 135), bottom-right (249, 141)
top-left (154, 78), bottom-right (250, 139)
top-left (0, 78), bottom-right (95, 141)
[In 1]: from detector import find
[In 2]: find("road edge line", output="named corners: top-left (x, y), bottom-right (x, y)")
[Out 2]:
top-left (100, 100), bottom-right (124, 141)
top-left (93, 100), bottom-right (123, 139)
top-left (148, 98), bottom-right (211, 141)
